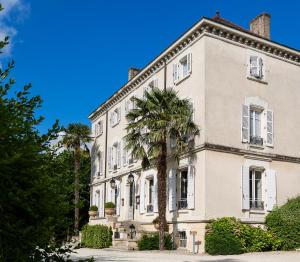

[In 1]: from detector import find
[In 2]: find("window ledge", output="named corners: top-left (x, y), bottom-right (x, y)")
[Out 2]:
top-left (111, 122), bottom-right (120, 128)
top-left (249, 144), bottom-right (265, 150)
top-left (146, 213), bottom-right (155, 217)
top-left (247, 76), bottom-right (268, 85)
top-left (250, 209), bottom-right (266, 215)
top-left (174, 73), bottom-right (191, 86)
top-left (178, 209), bottom-right (189, 214)
top-left (95, 133), bottom-right (103, 138)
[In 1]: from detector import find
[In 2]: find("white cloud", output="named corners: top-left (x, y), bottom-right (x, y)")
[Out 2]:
top-left (0, 0), bottom-right (30, 57)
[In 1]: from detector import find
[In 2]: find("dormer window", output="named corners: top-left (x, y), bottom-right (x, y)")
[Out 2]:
top-left (110, 107), bottom-right (121, 127)
top-left (173, 53), bottom-right (192, 84)
top-left (95, 120), bottom-right (103, 137)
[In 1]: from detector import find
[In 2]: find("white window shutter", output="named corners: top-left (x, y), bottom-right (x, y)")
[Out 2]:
top-left (117, 107), bottom-right (121, 123)
top-left (153, 79), bottom-right (158, 88)
top-left (187, 165), bottom-right (195, 209)
top-left (266, 110), bottom-right (274, 147)
top-left (187, 53), bottom-right (192, 74)
top-left (100, 121), bottom-right (103, 134)
top-left (250, 56), bottom-right (259, 77)
top-left (99, 186), bottom-right (104, 217)
top-left (242, 104), bottom-right (250, 142)
top-left (173, 63), bottom-right (178, 83)
top-left (125, 100), bottom-right (129, 114)
top-left (116, 181), bottom-right (121, 216)
top-left (168, 169), bottom-right (177, 211)
top-left (266, 170), bottom-right (277, 211)
top-left (153, 174), bottom-right (158, 212)
top-left (108, 146), bottom-right (112, 171)
top-left (242, 166), bottom-right (250, 210)
top-left (259, 57), bottom-right (263, 78)
top-left (117, 141), bottom-right (121, 168)
top-left (110, 112), bottom-right (113, 126)
top-left (122, 139), bottom-right (128, 166)
top-left (140, 176), bottom-right (145, 214)
top-left (99, 151), bottom-right (103, 175)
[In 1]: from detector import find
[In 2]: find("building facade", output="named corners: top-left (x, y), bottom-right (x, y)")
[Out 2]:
top-left (88, 13), bottom-right (300, 253)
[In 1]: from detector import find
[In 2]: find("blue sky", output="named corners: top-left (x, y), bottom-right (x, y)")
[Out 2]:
top-left (2, 0), bottom-right (300, 133)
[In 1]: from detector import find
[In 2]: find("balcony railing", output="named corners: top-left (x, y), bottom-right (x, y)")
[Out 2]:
top-left (250, 199), bottom-right (264, 210)
top-left (250, 136), bottom-right (263, 146)
top-left (147, 204), bottom-right (153, 213)
top-left (178, 198), bottom-right (188, 210)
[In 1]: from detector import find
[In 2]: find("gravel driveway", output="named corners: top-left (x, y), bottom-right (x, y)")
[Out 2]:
top-left (71, 248), bottom-right (300, 262)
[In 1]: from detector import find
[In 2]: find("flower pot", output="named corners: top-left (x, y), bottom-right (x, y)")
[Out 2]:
top-left (105, 207), bottom-right (115, 216)
top-left (88, 210), bottom-right (97, 218)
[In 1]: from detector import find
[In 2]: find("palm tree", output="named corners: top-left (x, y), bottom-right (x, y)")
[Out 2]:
top-left (63, 123), bottom-right (91, 236)
top-left (125, 87), bottom-right (199, 250)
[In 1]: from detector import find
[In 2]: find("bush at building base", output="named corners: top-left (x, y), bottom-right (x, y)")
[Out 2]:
top-left (205, 217), bottom-right (281, 255)
top-left (137, 232), bottom-right (173, 250)
top-left (81, 225), bottom-right (112, 248)
top-left (266, 196), bottom-right (300, 250)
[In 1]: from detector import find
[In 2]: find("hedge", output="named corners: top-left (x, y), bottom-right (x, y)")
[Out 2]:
top-left (266, 196), bottom-right (300, 250)
top-left (137, 232), bottom-right (173, 250)
top-left (205, 217), bottom-right (281, 255)
top-left (81, 225), bottom-right (112, 248)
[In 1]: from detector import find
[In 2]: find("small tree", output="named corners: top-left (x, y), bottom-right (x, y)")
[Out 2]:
top-left (125, 87), bottom-right (199, 250)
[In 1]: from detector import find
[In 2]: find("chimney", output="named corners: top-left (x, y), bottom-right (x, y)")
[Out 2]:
top-left (250, 13), bottom-right (271, 39)
top-left (128, 67), bottom-right (141, 81)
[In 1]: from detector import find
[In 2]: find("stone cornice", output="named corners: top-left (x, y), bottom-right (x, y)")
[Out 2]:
top-left (89, 18), bottom-right (300, 121)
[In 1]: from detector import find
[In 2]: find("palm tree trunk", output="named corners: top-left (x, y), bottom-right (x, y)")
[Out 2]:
top-left (74, 148), bottom-right (80, 236)
top-left (157, 140), bottom-right (168, 250)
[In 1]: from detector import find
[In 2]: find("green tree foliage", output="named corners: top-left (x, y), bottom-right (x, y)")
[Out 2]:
top-left (81, 225), bottom-right (112, 248)
top-left (266, 196), bottom-right (300, 250)
top-left (125, 87), bottom-right (199, 250)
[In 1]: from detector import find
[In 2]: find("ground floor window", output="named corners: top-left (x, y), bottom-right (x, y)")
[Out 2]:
top-left (178, 170), bottom-right (188, 209)
top-left (178, 231), bottom-right (187, 248)
top-left (249, 169), bottom-right (263, 210)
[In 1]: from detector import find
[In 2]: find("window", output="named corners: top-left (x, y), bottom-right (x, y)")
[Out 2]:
top-left (95, 120), bottom-right (103, 136)
top-left (98, 151), bottom-right (103, 176)
top-left (125, 97), bottom-right (135, 114)
top-left (249, 56), bottom-right (263, 79)
top-left (178, 231), bottom-right (187, 248)
top-left (110, 107), bottom-right (121, 127)
top-left (143, 79), bottom-right (158, 98)
top-left (173, 53), bottom-right (192, 84)
top-left (250, 108), bottom-right (263, 145)
top-left (108, 141), bottom-right (121, 171)
top-left (249, 169), bottom-right (264, 210)
top-left (178, 170), bottom-right (188, 209)
top-left (147, 177), bottom-right (154, 213)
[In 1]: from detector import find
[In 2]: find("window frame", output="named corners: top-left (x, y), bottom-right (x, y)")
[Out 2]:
top-left (249, 168), bottom-right (265, 211)
top-left (178, 231), bottom-right (187, 248)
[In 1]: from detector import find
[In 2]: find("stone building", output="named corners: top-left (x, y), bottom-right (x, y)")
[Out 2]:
top-left (88, 12), bottom-right (300, 253)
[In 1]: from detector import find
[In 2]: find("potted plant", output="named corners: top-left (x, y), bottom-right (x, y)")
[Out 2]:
top-left (105, 202), bottom-right (115, 216)
top-left (88, 205), bottom-right (98, 218)
top-left (152, 216), bottom-right (159, 230)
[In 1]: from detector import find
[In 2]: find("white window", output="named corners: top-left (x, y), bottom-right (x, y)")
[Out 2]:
top-left (241, 104), bottom-right (273, 147)
top-left (146, 177), bottom-right (154, 213)
top-left (125, 97), bottom-right (135, 114)
top-left (173, 53), bottom-right (192, 84)
top-left (143, 79), bottom-right (158, 98)
top-left (249, 56), bottom-right (263, 79)
top-left (249, 169), bottom-right (263, 210)
top-left (109, 141), bottom-right (121, 171)
top-left (178, 170), bottom-right (188, 210)
top-left (94, 120), bottom-right (103, 136)
top-left (178, 231), bottom-right (187, 248)
top-left (110, 107), bottom-right (121, 127)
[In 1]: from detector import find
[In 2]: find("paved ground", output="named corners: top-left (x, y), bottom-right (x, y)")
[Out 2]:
top-left (71, 248), bottom-right (300, 262)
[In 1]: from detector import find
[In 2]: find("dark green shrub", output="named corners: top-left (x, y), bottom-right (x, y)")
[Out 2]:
top-left (205, 217), bottom-right (243, 255)
top-left (104, 202), bottom-right (115, 208)
top-left (81, 224), bottom-right (112, 248)
top-left (266, 196), bottom-right (300, 250)
top-left (205, 217), bottom-right (281, 255)
top-left (89, 205), bottom-right (98, 211)
top-left (137, 232), bottom-right (173, 250)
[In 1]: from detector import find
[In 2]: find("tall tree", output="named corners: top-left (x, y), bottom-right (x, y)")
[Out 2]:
top-left (125, 87), bottom-right (199, 250)
top-left (63, 123), bottom-right (91, 236)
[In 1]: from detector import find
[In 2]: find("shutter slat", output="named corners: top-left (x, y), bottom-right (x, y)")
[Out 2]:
top-left (187, 165), bottom-right (195, 209)
top-left (187, 53), bottom-right (192, 73)
top-left (242, 104), bottom-right (250, 142)
top-left (266, 170), bottom-right (276, 211)
top-left (168, 169), bottom-right (177, 211)
top-left (117, 141), bottom-right (121, 168)
top-left (242, 166), bottom-right (250, 210)
top-left (266, 110), bottom-right (274, 146)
